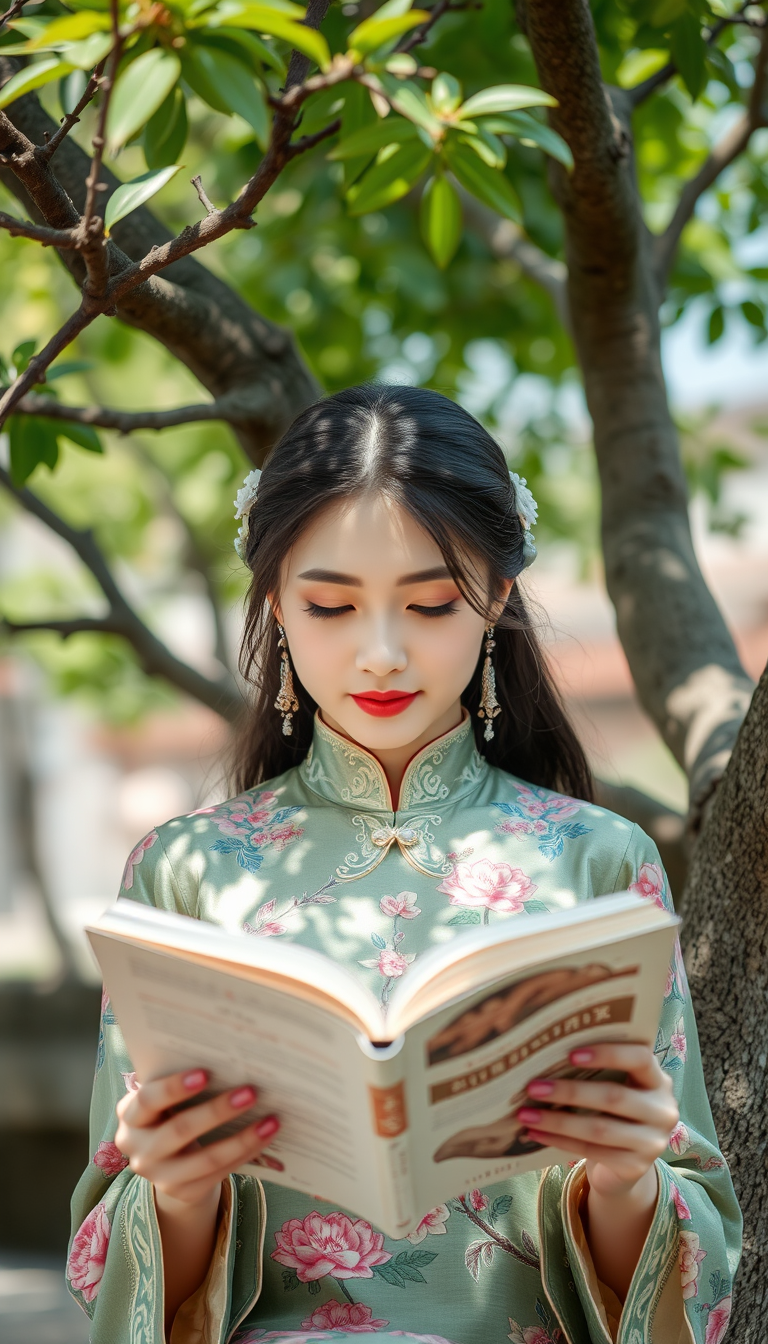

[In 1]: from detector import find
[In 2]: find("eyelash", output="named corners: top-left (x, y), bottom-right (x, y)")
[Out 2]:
top-left (303, 602), bottom-right (460, 620)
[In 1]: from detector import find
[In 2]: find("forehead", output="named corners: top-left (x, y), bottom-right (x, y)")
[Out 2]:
top-left (284, 495), bottom-right (446, 582)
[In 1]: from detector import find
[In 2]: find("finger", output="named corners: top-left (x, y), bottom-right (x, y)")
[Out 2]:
top-left (568, 1044), bottom-right (668, 1091)
top-left (525, 1076), bottom-right (679, 1130)
top-left (146, 1085), bottom-right (260, 1163)
top-left (138, 1115), bottom-right (280, 1188)
top-left (516, 1105), bottom-right (668, 1158)
top-left (120, 1068), bottom-right (209, 1128)
top-left (521, 1127), bottom-right (641, 1170)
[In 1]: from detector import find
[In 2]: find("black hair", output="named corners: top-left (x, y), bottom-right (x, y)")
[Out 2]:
top-left (230, 384), bottom-right (592, 802)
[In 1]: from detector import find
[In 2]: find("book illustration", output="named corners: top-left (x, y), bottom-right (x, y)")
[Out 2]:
top-left (426, 961), bottom-right (638, 1065)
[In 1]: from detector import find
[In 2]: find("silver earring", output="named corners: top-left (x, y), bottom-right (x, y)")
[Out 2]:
top-left (275, 625), bottom-right (299, 736)
top-left (477, 625), bottom-right (501, 742)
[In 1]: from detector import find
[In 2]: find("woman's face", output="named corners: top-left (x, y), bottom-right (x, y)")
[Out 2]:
top-left (275, 493), bottom-right (511, 755)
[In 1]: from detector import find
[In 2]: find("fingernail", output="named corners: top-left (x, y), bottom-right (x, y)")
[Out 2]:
top-left (230, 1086), bottom-right (257, 1109)
top-left (517, 1107), bottom-right (542, 1123)
top-left (571, 1049), bottom-right (593, 1064)
top-left (255, 1114), bottom-right (280, 1140)
top-left (183, 1070), bottom-right (207, 1090)
top-left (527, 1080), bottom-right (555, 1098)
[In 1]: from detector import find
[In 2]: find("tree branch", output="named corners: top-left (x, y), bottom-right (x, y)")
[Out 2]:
top-left (37, 62), bottom-right (105, 165)
top-left (0, 465), bottom-right (242, 719)
top-left (0, 305), bottom-right (95, 426)
top-left (0, 0), bottom-right (28, 33)
top-left (14, 391), bottom-right (247, 432)
top-left (625, 3), bottom-right (760, 109)
top-left (0, 210), bottom-right (79, 247)
top-left (653, 22), bottom-right (768, 288)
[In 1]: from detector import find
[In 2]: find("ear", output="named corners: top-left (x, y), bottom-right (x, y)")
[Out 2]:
top-left (490, 578), bottom-right (514, 623)
top-left (268, 594), bottom-right (283, 627)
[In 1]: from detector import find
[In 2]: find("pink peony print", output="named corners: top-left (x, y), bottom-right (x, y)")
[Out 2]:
top-left (66, 1202), bottom-right (111, 1303)
top-left (405, 1204), bottom-right (450, 1244)
top-left (514, 786), bottom-right (581, 821)
top-left (360, 949), bottom-right (416, 978)
top-left (629, 861), bottom-right (667, 910)
top-left (508, 1323), bottom-right (562, 1344)
top-left (705, 1296), bottom-right (732, 1344)
top-left (671, 1183), bottom-right (692, 1222)
top-left (679, 1231), bottom-right (707, 1300)
top-left (380, 891), bottom-right (421, 920)
top-left (468, 1189), bottom-right (489, 1212)
top-left (121, 1071), bottom-right (139, 1093)
top-left (669, 1121), bottom-right (690, 1155)
top-left (272, 1211), bottom-right (391, 1281)
top-left (437, 859), bottom-right (537, 914)
top-left (93, 1141), bottom-right (128, 1176)
top-left (300, 1300), bottom-right (389, 1332)
top-left (671, 1019), bottom-right (688, 1061)
top-left (121, 832), bottom-right (158, 891)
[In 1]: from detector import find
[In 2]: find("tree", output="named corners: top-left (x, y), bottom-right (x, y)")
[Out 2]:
top-left (0, 0), bottom-right (766, 1328)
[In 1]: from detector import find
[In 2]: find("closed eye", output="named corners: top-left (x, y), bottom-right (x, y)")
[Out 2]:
top-left (409, 602), bottom-right (460, 618)
top-left (304, 601), bottom-right (354, 619)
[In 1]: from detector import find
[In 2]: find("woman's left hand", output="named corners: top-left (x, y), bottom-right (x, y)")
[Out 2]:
top-left (516, 1043), bottom-right (680, 1199)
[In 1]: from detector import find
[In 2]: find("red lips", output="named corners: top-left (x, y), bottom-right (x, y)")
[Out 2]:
top-left (350, 690), bottom-right (420, 717)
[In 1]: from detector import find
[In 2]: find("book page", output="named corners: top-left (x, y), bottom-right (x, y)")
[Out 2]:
top-left (89, 930), bottom-right (390, 1224)
top-left (399, 923), bottom-right (676, 1214)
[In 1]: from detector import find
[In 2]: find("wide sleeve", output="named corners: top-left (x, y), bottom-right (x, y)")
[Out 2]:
top-left (537, 828), bottom-right (742, 1344)
top-left (65, 829), bottom-right (267, 1343)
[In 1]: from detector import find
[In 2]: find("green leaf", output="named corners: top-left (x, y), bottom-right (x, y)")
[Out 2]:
top-left (104, 165), bottom-right (181, 234)
top-left (307, 1279), bottom-right (322, 1295)
top-left (431, 72), bottom-right (462, 114)
top-left (0, 57), bottom-right (75, 109)
top-left (200, 25), bottom-right (286, 76)
top-left (615, 48), bottom-right (668, 89)
top-left (281, 1268), bottom-right (300, 1291)
top-left (64, 31), bottom-right (114, 70)
top-left (372, 1262), bottom-right (407, 1287)
top-left (107, 50), bottom-right (182, 151)
top-left (51, 419), bottom-right (103, 453)
top-left (393, 1262), bottom-right (427, 1282)
top-left (12, 339), bottom-right (37, 374)
top-left (741, 299), bottom-right (765, 330)
top-left (444, 137), bottom-right (521, 222)
top-left (650, 0), bottom-right (687, 26)
top-left (206, 5), bottom-right (330, 69)
top-left (368, 0), bottom-right (414, 17)
top-left (447, 909), bottom-right (481, 925)
top-left (707, 304), bottom-right (725, 345)
top-left (143, 86), bottom-right (188, 169)
top-left (26, 11), bottom-right (111, 48)
top-left (459, 84), bottom-right (556, 118)
top-left (346, 138), bottom-right (431, 214)
top-left (60, 68), bottom-right (88, 115)
top-left (523, 899), bottom-right (551, 913)
top-left (490, 1194), bottom-right (513, 1223)
top-left (328, 115), bottom-right (418, 159)
top-left (46, 360), bottom-right (93, 381)
top-left (482, 111), bottom-right (573, 170)
top-left (420, 172), bottom-right (461, 268)
top-left (185, 41), bottom-right (269, 145)
top-left (671, 14), bottom-right (706, 101)
top-left (378, 74), bottom-right (444, 138)
top-left (397, 1249), bottom-right (438, 1266)
top-left (458, 127), bottom-right (506, 169)
top-left (348, 10), bottom-right (428, 56)
top-left (8, 415), bottom-right (59, 486)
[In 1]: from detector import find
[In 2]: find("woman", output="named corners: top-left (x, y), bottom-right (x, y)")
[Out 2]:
top-left (68, 385), bottom-right (740, 1344)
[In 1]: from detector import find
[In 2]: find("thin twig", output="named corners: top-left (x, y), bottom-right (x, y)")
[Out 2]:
top-left (626, 1), bottom-right (760, 108)
top-left (14, 392), bottom-right (242, 432)
top-left (2, 615), bottom-right (124, 638)
top-left (397, 0), bottom-right (470, 54)
top-left (0, 0), bottom-right (27, 34)
top-left (0, 211), bottom-right (79, 247)
top-left (287, 115), bottom-right (341, 157)
top-left (83, 0), bottom-right (121, 230)
top-left (38, 61), bottom-right (107, 165)
top-left (191, 174), bottom-right (217, 215)
top-left (0, 305), bottom-right (93, 428)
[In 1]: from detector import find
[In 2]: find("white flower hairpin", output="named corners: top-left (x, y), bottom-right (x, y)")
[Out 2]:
top-left (233, 468), bottom-right (261, 559)
top-left (509, 470), bottom-right (538, 567)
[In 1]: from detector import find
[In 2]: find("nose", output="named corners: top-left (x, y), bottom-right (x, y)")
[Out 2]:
top-left (356, 615), bottom-right (407, 678)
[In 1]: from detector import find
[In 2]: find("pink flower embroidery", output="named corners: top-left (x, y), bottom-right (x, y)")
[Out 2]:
top-left (671, 1183), bottom-right (692, 1221)
top-left (468, 1189), bottom-right (489, 1211)
top-left (258, 922), bottom-right (288, 937)
top-left (437, 859), bottom-right (537, 914)
top-left (121, 1071), bottom-right (139, 1093)
top-left (670, 1019), bottom-right (687, 1061)
top-left (100, 986), bottom-right (110, 1016)
top-left (705, 1297), bottom-right (732, 1344)
top-left (405, 1205), bottom-right (450, 1244)
top-left (629, 861), bottom-right (667, 910)
top-left (300, 1300), bottom-right (389, 1332)
top-left (121, 832), bottom-right (158, 891)
top-left (66, 1202), bottom-right (111, 1303)
top-left (514, 786), bottom-right (581, 821)
top-left (669, 1121), bottom-right (690, 1155)
top-left (376, 948), bottom-right (415, 978)
top-left (271, 1211), bottom-right (391, 1281)
top-left (380, 892), bottom-right (421, 919)
top-left (679, 1230), bottom-right (707, 1299)
top-left (508, 1329), bottom-right (554, 1344)
top-left (93, 1141), bottom-right (128, 1176)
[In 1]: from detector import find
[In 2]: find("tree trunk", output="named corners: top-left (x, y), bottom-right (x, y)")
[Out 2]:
top-left (682, 661), bottom-right (768, 1334)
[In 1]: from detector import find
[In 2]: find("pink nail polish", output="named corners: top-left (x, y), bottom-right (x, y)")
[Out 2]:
top-left (183, 1069), bottom-right (207, 1090)
top-left (571, 1049), bottom-right (593, 1064)
top-left (517, 1107), bottom-right (542, 1124)
top-left (255, 1114), bottom-right (280, 1140)
top-left (527, 1079), bottom-right (555, 1098)
top-left (230, 1086), bottom-right (257, 1109)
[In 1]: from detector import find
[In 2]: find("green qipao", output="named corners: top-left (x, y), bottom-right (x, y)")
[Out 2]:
top-left (69, 713), bottom-right (741, 1344)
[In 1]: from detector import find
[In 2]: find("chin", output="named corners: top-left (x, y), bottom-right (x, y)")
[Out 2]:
top-left (335, 707), bottom-right (435, 750)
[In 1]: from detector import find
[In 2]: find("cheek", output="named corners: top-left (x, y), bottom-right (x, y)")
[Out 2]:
top-left (418, 616), bottom-right (483, 686)
top-left (286, 619), bottom-right (348, 695)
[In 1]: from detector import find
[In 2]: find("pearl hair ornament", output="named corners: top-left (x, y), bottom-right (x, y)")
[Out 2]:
top-left (233, 466), bottom-right (537, 566)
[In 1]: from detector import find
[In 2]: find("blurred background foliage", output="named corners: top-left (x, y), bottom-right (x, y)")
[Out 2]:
top-left (1, 0), bottom-right (766, 722)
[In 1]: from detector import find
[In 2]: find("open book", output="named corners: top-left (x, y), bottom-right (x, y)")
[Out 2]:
top-left (87, 893), bottom-right (679, 1238)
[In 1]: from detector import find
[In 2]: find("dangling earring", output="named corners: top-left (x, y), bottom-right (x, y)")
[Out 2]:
top-left (275, 624), bottom-right (299, 736)
top-left (477, 625), bottom-right (501, 742)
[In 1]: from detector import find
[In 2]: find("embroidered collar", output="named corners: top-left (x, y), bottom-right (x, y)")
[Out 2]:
top-left (299, 710), bottom-right (488, 815)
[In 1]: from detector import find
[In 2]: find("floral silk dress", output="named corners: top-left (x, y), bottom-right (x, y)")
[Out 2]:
top-left (68, 713), bottom-right (741, 1344)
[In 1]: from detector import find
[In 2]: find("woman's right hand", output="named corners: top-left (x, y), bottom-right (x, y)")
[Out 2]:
top-left (115, 1068), bottom-right (280, 1210)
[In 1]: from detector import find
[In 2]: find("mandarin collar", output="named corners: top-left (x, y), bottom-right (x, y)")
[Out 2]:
top-left (298, 710), bottom-right (488, 814)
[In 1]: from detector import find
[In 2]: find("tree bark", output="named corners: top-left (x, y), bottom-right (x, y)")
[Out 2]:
top-left (682, 661), bottom-right (768, 1335)
top-left (0, 63), bottom-right (320, 461)
top-left (523, 0), bottom-right (754, 828)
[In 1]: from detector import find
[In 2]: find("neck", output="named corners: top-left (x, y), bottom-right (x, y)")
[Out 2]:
top-left (320, 701), bottom-right (465, 808)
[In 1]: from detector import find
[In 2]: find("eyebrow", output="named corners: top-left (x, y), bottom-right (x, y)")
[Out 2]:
top-left (296, 566), bottom-right (453, 587)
